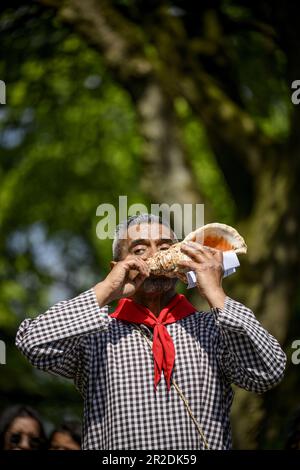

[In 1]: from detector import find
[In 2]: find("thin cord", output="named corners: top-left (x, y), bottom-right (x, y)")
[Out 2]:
top-left (134, 325), bottom-right (210, 450)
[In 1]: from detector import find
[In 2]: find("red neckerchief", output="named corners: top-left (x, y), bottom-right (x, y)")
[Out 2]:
top-left (110, 294), bottom-right (196, 391)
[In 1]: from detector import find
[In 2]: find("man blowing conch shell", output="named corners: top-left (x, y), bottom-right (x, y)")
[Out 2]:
top-left (16, 214), bottom-right (286, 450)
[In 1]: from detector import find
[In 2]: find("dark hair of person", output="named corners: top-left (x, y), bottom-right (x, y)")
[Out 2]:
top-left (49, 420), bottom-right (82, 447)
top-left (0, 404), bottom-right (46, 450)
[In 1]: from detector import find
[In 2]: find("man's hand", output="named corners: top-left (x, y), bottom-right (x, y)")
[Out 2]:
top-left (177, 241), bottom-right (226, 309)
top-left (93, 255), bottom-right (150, 307)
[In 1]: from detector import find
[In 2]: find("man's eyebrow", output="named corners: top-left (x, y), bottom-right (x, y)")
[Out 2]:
top-left (157, 238), bottom-right (174, 245)
top-left (129, 238), bottom-right (174, 249)
top-left (129, 239), bottom-right (150, 249)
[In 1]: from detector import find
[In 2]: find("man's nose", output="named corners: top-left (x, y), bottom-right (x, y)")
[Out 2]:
top-left (146, 243), bottom-right (160, 258)
top-left (18, 435), bottom-right (32, 450)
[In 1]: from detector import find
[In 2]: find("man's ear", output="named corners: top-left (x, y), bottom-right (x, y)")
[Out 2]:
top-left (110, 261), bottom-right (117, 271)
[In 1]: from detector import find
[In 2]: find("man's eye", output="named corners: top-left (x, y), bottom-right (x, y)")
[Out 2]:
top-left (134, 248), bottom-right (146, 255)
top-left (159, 245), bottom-right (170, 251)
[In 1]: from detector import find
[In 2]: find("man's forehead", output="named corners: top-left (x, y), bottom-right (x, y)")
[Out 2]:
top-left (127, 222), bottom-right (174, 241)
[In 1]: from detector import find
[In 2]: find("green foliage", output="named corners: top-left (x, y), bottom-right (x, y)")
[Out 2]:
top-left (0, 8), bottom-right (144, 420)
top-left (175, 97), bottom-right (236, 223)
top-left (226, 30), bottom-right (291, 140)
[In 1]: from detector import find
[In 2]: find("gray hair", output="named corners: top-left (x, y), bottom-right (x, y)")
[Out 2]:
top-left (112, 213), bottom-right (177, 261)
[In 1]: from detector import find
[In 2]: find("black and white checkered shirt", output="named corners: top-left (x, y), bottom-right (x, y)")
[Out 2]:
top-left (16, 289), bottom-right (286, 450)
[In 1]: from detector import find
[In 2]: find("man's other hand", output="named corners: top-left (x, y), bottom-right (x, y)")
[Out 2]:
top-left (93, 255), bottom-right (150, 307)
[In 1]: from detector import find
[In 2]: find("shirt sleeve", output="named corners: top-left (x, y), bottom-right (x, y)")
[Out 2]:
top-left (15, 288), bottom-right (109, 396)
top-left (212, 296), bottom-right (286, 393)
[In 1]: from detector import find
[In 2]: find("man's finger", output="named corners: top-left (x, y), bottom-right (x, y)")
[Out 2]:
top-left (177, 259), bottom-right (200, 271)
top-left (182, 242), bottom-right (223, 262)
top-left (126, 259), bottom-right (150, 276)
top-left (180, 243), bottom-right (207, 262)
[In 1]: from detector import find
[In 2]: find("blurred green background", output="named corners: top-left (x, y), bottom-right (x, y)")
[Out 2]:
top-left (0, 0), bottom-right (300, 448)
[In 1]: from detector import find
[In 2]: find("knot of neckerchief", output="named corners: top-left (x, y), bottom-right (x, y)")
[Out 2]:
top-left (110, 294), bottom-right (196, 391)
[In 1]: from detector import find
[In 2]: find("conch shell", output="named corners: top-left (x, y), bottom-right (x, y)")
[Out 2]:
top-left (146, 223), bottom-right (247, 283)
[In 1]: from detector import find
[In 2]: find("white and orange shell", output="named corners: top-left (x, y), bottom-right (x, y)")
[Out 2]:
top-left (146, 223), bottom-right (247, 283)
